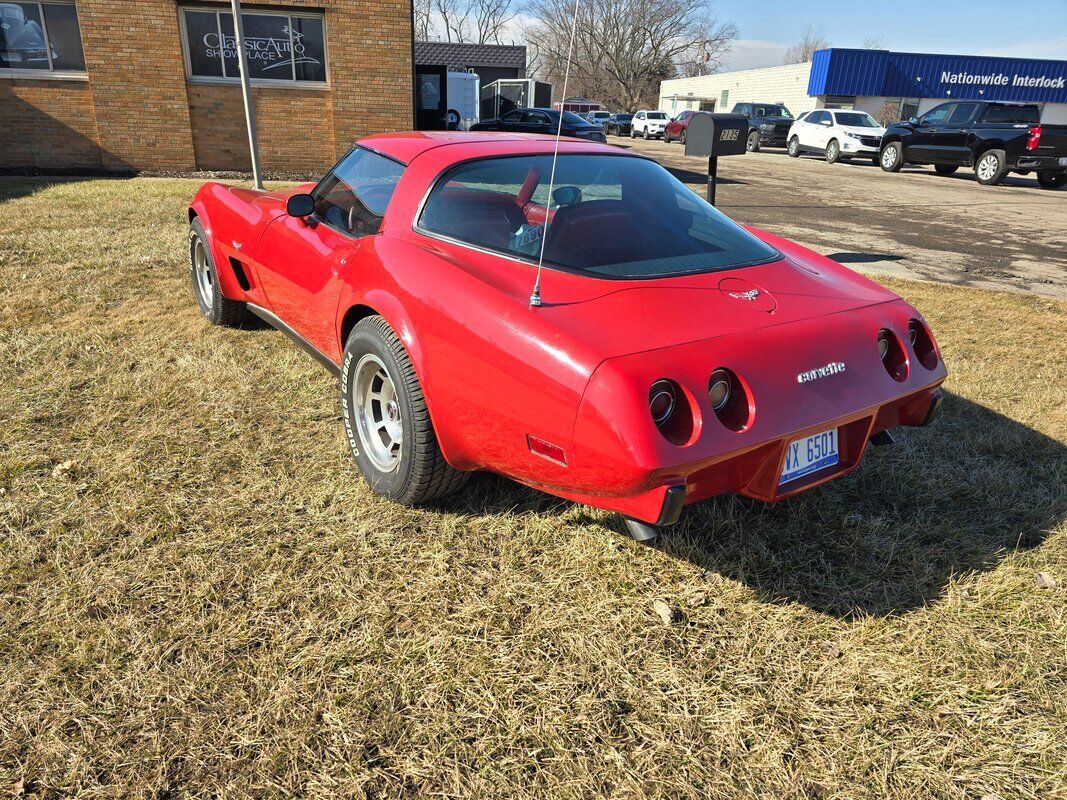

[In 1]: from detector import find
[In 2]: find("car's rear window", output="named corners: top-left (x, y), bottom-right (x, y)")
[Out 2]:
top-left (417, 154), bottom-right (779, 279)
top-left (980, 105), bottom-right (1040, 124)
top-left (646, 112), bottom-right (668, 119)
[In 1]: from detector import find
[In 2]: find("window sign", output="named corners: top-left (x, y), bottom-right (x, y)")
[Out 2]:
top-left (181, 7), bottom-right (327, 85)
top-left (0, 1), bottom-right (85, 74)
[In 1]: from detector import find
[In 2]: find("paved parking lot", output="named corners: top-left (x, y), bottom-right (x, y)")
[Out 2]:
top-left (623, 137), bottom-right (1067, 299)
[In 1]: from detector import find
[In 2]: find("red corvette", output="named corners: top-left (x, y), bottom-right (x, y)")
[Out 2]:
top-left (188, 132), bottom-right (946, 541)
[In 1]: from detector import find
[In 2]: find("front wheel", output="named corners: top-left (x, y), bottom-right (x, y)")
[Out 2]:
top-left (746, 131), bottom-right (760, 152)
top-left (787, 136), bottom-right (801, 158)
top-left (825, 139), bottom-right (841, 164)
top-left (974, 149), bottom-right (1008, 185)
top-left (629, 127), bottom-right (636, 139)
top-left (188, 218), bottom-right (248, 327)
top-left (340, 316), bottom-right (467, 505)
top-left (643, 128), bottom-right (650, 140)
top-left (880, 141), bottom-right (903, 172)
top-left (1037, 172), bottom-right (1067, 189)
top-left (934, 164), bottom-right (959, 176)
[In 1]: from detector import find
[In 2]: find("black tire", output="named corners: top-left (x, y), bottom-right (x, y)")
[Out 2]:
top-left (679, 129), bottom-right (687, 145)
top-left (629, 127), bottom-right (636, 139)
top-left (340, 316), bottom-right (467, 505)
top-left (445, 109), bottom-right (460, 130)
top-left (880, 141), bottom-right (903, 172)
top-left (663, 131), bottom-right (671, 143)
top-left (787, 136), bottom-right (801, 158)
top-left (934, 164), bottom-right (959, 176)
top-left (974, 148), bottom-right (1008, 185)
top-left (746, 130), bottom-right (760, 152)
top-left (825, 138), bottom-right (841, 164)
top-left (188, 218), bottom-right (249, 327)
top-left (1037, 172), bottom-right (1067, 189)
top-left (643, 127), bottom-right (650, 140)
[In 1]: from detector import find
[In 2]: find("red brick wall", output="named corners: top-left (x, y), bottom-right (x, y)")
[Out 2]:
top-left (0, 80), bottom-right (103, 169)
top-left (0, 0), bottom-right (413, 174)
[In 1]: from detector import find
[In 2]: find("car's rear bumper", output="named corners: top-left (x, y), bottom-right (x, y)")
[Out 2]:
top-left (1014, 154), bottom-right (1067, 173)
top-left (560, 384), bottom-right (943, 524)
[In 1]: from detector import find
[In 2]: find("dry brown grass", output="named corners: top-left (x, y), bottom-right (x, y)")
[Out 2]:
top-left (1, 176), bottom-right (1065, 799)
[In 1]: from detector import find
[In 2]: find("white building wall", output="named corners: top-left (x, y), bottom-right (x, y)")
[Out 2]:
top-left (659, 63), bottom-right (815, 116)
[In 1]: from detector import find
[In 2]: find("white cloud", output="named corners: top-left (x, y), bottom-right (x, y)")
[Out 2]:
top-left (721, 38), bottom-right (789, 71)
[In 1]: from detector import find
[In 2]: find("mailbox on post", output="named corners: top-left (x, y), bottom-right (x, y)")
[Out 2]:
top-left (683, 112), bottom-right (748, 206)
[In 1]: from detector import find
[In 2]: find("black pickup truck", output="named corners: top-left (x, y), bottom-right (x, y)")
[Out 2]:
top-left (879, 101), bottom-right (1067, 188)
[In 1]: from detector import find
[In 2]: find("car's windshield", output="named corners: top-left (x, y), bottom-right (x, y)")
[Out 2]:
top-left (615, 114), bottom-right (633, 121)
top-left (646, 112), bottom-right (668, 120)
top-left (754, 105), bottom-right (792, 118)
top-left (835, 112), bottom-right (880, 128)
top-left (418, 154), bottom-right (779, 279)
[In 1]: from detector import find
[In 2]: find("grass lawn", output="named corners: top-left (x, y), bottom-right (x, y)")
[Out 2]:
top-left (0, 176), bottom-right (1065, 799)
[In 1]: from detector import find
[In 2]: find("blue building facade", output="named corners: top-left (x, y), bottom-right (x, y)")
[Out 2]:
top-left (809, 49), bottom-right (1067, 106)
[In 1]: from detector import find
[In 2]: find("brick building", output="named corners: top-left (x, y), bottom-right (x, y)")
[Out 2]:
top-left (0, 1), bottom-right (414, 174)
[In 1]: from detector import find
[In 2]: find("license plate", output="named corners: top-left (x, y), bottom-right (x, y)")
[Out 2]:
top-left (780, 429), bottom-right (839, 485)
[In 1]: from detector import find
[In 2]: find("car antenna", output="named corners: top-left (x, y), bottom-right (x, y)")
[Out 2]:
top-left (529, 0), bottom-right (581, 308)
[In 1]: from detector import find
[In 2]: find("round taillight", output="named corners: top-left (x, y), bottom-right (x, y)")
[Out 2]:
top-left (649, 380), bottom-right (677, 426)
top-left (708, 368), bottom-right (752, 432)
top-left (877, 329), bottom-right (908, 382)
top-left (708, 369), bottom-right (731, 411)
top-left (877, 330), bottom-right (891, 360)
top-left (908, 319), bottom-right (939, 370)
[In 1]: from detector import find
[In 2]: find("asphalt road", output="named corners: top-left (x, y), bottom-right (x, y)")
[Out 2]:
top-left (622, 136), bottom-right (1067, 299)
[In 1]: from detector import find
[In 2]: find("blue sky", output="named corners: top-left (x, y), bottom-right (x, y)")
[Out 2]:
top-left (715, 0), bottom-right (1067, 70)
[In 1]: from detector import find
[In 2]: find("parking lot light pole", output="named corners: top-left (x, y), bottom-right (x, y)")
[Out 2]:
top-left (230, 0), bottom-right (263, 189)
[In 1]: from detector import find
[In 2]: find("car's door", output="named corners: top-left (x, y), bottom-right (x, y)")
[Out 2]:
top-left (521, 110), bottom-right (554, 135)
top-left (805, 110), bottom-right (829, 149)
top-left (254, 148), bottom-right (404, 357)
top-left (634, 111), bottom-right (645, 133)
top-left (905, 103), bottom-right (953, 162)
top-left (494, 109), bottom-right (527, 132)
top-left (935, 102), bottom-right (980, 163)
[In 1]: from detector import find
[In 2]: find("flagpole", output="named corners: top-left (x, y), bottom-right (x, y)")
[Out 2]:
top-left (230, 0), bottom-right (263, 189)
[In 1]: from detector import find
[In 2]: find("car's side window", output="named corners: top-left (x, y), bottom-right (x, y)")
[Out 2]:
top-left (920, 104), bottom-right (952, 125)
top-left (502, 110), bottom-right (524, 122)
top-left (808, 110), bottom-right (824, 124)
top-left (312, 148), bottom-right (405, 238)
top-left (636, 112), bottom-right (644, 119)
top-left (947, 103), bottom-right (979, 124)
top-left (524, 111), bottom-right (550, 124)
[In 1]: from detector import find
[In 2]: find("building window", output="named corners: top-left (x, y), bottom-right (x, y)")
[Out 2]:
top-left (180, 6), bottom-right (327, 85)
top-left (0, 1), bottom-right (85, 74)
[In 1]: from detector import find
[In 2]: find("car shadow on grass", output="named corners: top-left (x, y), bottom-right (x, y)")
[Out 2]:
top-left (656, 390), bottom-right (1064, 617)
top-left (451, 390), bottom-right (1063, 618)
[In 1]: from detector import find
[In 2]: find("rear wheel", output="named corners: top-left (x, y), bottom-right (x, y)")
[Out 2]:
top-left (880, 141), bottom-right (903, 172)
top-left (787, 136), bottom-right (801, 157)
top-left (1037, 172), bottom-right (1067, 189)
top-left (188, 218), bottom-right (248, 327)
top-left (629, 127), bottom-right (636, 139)
top-left (679, 129), bottom-right (687, 145)
top-left (340, 316), bottom-right (467, 505)
top-left (445, 109), bottom-right (461, 130)
top-left (643, 127), bottom-right (650, 140)
top-left (974, 149), bottom-right (1008, 185)
top-left (825, 139), bottom-right (841, 164)
top-left (934, 164), bottom-right (959, 176)
top-left (746, 130), bottom-right (760, 152)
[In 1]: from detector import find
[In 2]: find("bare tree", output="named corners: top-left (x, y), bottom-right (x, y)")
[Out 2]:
top-left (526, 0), bottom-right (737, 111)
top-left (416, 0), bottom-right (518, 43)
top-left (862, 34), bottom-right (887, 49)
top-left (873, 101), bottom-right (900, 126)
top-left (783, 25), bottom-right (829, 64)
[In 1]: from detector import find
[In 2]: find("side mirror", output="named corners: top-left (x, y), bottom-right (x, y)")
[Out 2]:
top-left (909, 117), bottom-right (920, 125)
top-left (553, 186), bottom-right (582, 206)
top-left (286, 193), bottom-right (315, 218)
top-left (821, 119), bottom-right (832, 126)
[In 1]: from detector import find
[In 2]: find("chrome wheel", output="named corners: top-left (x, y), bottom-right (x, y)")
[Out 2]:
top-left (352, 353), bottom-right (403, 473)
top-left (788, 138), bottom-right (799, 157)
top-left (881, 146), bottom-right (897, 168)
top-left (977, 153), bottom-right (999, 181)
top-left (193, 236), bottom-right (214, 308)
top-left (826, 141), bottom-right (838, 162)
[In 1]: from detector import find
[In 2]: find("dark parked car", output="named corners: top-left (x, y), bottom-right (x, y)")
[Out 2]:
top-left (731, 102), bottom-right (795, 151)
top-left (879, 101), bottom-right (1067, 188)
top-left (604, 113), bottom-right (634, 136)
top-left (470, 108), bottom-right (607, 143)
